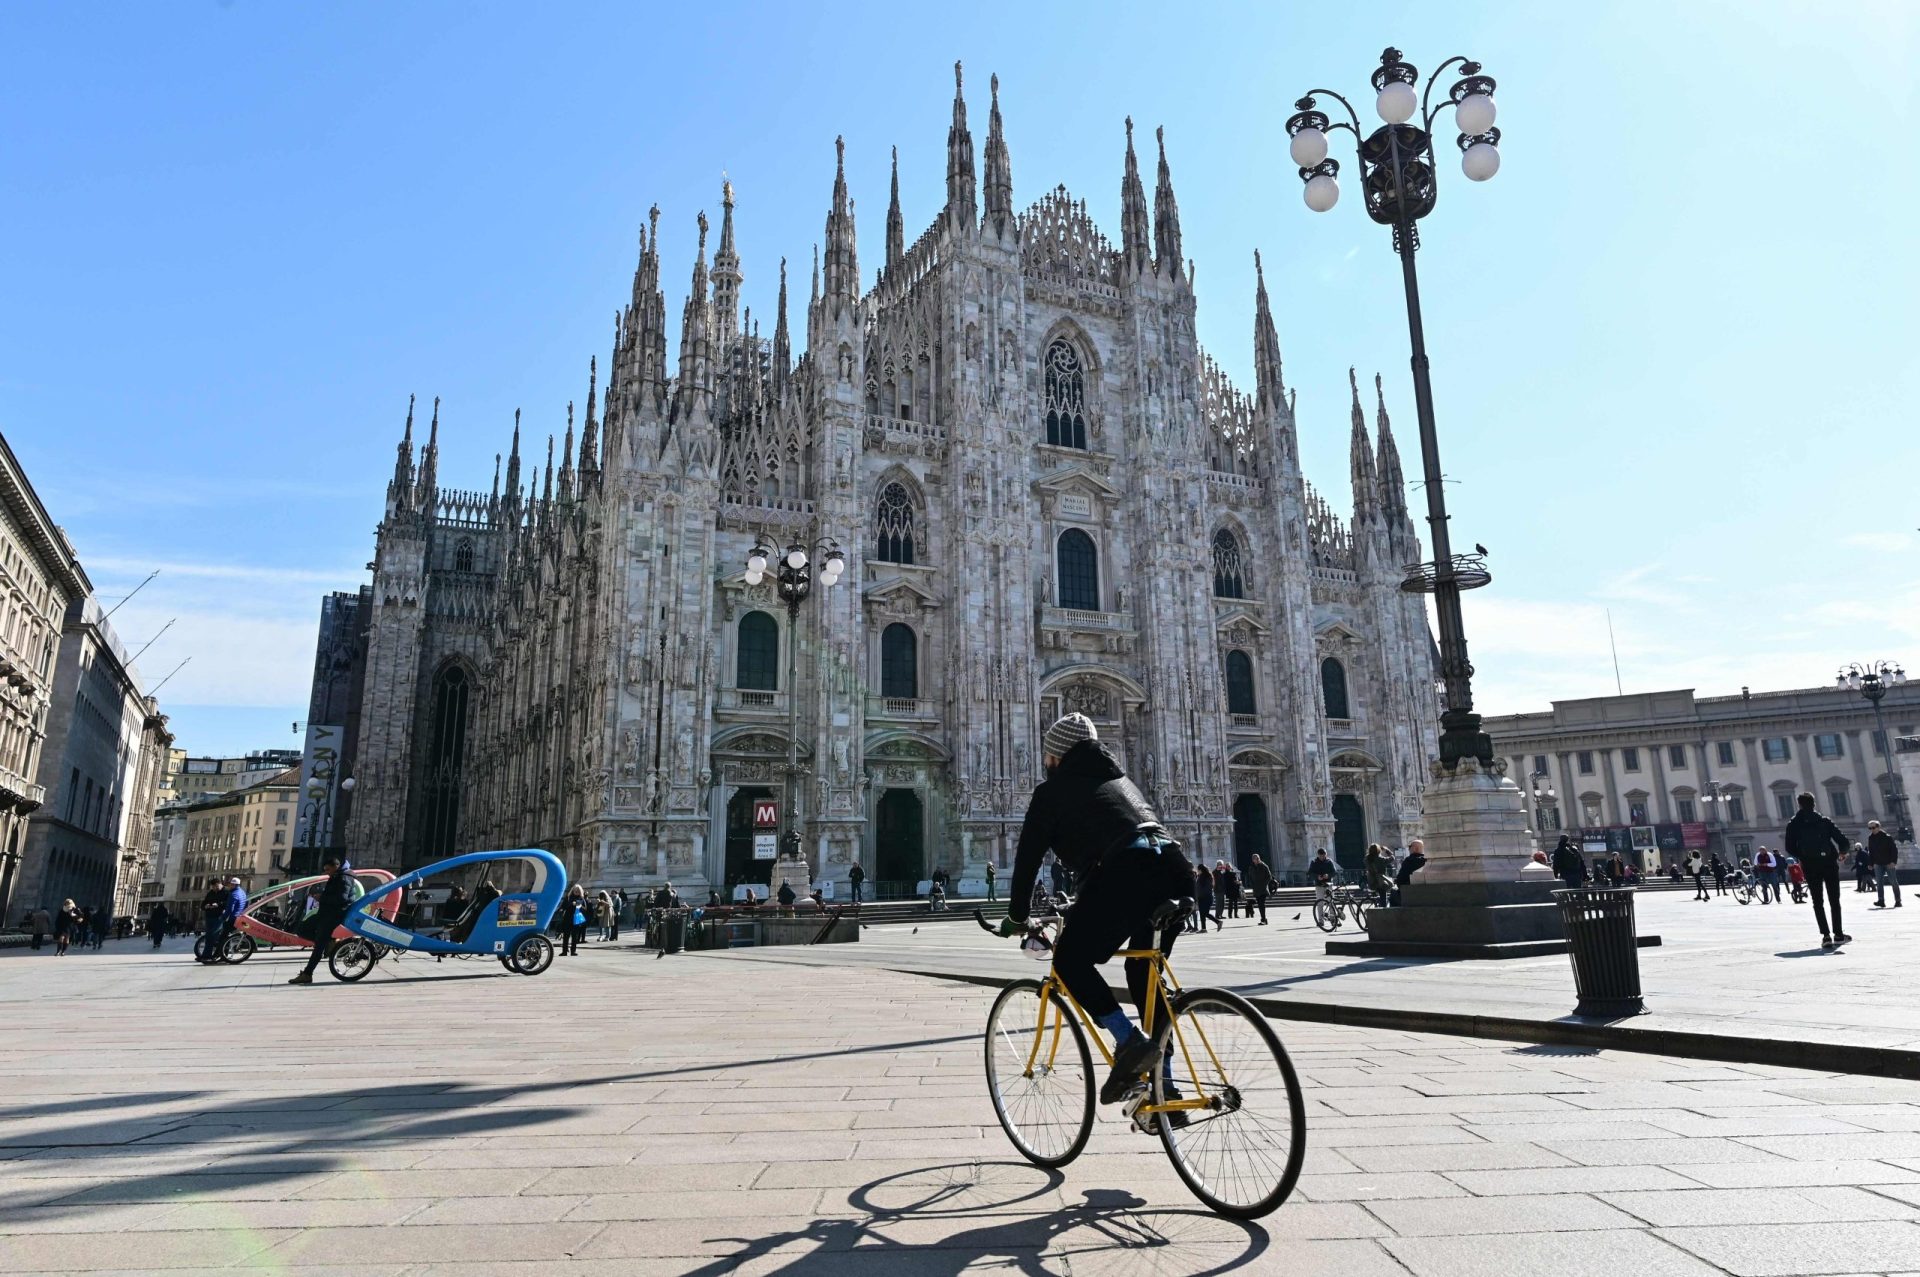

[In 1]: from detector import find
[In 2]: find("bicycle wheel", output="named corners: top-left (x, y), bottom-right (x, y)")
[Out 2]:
top-left (1733, 881), bottom-right (1754, 905)
top-left (510, 933), bottom-right (555, 975)
top-left (329, 938), bottom-right (378, 982)
top-left (220, 933), bottom-right (257, 964)
top-left (1155, 987), bottom-right (1306, 1220)
top-left (984, 979), bottom-right (1095, 1168)
top-left (1311, 900), bottom-right (1336, 932)
top-left (1349, 894), bottom-right (1371, 928)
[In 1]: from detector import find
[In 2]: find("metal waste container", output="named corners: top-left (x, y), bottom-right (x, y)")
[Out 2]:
top-left (1555, 887), bottom-right (1643, 1016)
top-left (660, 908), bottom-right (686, 955)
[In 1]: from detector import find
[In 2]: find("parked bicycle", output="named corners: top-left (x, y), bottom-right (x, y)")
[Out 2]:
top-left (1313, 882), bottom-right (1371, 932)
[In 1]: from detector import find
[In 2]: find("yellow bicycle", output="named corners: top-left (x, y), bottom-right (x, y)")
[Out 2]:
top-left (975, 901), bottom-right (1306, 1219)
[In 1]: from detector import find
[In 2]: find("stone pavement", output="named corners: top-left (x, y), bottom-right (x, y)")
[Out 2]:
top-left (731, 888), bottom-right (1920, 1063)
top-left (8, 937), bottom-right (1920, 1274)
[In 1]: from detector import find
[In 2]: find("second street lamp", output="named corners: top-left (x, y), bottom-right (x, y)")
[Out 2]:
top-left (1839, 660), bottom-right (1912, 842)
top-left (745, 537), bottom-right (845, 857)
top-left (1289, 47), bottom-right (1503, 770)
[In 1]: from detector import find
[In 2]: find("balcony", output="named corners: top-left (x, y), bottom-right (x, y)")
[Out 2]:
top-left (1230, 714), bottom-right (1260, 730)
top-left (717, 687), bottom-right (787, 714)
top-left (867, 696), bottom-right (936, 722)
top-left (0, 763), bottom-right (44, 810)
top-left (1038, 606), bottom-right (1137, 656)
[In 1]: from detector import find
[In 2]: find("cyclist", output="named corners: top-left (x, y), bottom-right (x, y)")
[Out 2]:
top-left (999, 713), bottom-right (1194, 1105)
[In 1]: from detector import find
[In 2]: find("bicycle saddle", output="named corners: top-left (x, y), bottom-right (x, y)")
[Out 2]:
top-left (1150, 897), bottom-right (1194, 927)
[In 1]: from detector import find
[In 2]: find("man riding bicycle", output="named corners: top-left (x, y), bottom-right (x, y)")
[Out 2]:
top-left (999, 713), bottom-right (1195, 1106)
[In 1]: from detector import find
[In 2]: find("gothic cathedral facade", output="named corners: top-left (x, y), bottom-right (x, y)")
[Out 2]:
top-left (343, 67), bottom-right (1438, 898)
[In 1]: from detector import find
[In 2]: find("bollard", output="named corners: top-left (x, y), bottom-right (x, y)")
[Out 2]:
top-left (1554, 887), bottom-right (1644, 1017)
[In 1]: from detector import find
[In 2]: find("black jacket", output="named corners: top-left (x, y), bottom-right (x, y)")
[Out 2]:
top-left (1010, 740), bottom-right (1163, 921)
top-left (1870, 830), bottom-right (1899, 866)
top-left (1246, 861), bottom-right (1274, 894)
top-left (1784, 808), bottom-right (1849, 874)
top-left (1550, 844), bottom-right (1586, 881)
top-left (1395, 851), bottom-right (1428, 885)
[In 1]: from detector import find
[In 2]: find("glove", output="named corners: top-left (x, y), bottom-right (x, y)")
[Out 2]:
top-left (996, 915), bottom-right (1024, 938)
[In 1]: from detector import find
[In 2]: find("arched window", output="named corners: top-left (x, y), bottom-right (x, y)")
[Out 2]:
top-left (1212, 529), bottom-right (1244, 599)
top-left (1321, 656), bottom-right (1351, 719)
top-left (422, 664), bottom-right (470, 862)
top-left (1225, 650), bottom-right (1257, 716)
top-left (453, 537), bottom-right (475, 573)
top-left (875, 482), bottom-right (916, 565)
top-left (880, 623), bottom-right (918, 699)
top-left (737, 611), bottom-right (779, 691)
top-left (1043, 339), bottom-right (1088, 449)
top-left (1056, 529), bottom-right (1099, 611)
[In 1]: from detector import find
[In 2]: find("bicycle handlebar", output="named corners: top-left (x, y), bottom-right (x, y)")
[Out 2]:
top-left (973, 909), bottom-right (998, 935)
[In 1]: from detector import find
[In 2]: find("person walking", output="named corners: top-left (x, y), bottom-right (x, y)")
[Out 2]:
top-left (288, 856), bottom-right (357, 984)
top-left (984, 859), bottom-right (997, 902)
top-left (1553, 836), bottom-right (1589, 892)
top-left (1869, 820), bottom-right (1902, 909)
top-left (1685, 849), bottom-right (1708, 900)
top-left (608, 888), bottom-right (625, 941)
top-left (92, 904), bottom-right (111, 950)
top-left (1852, 842), bottom-right (1875, 893)
top-left (148, 901), bottom-right (171, 948)
top-left (53, 899), bottom-right (80, 955)
top-left (1211, 861), bottom-right (1234, 923)
top-left (560, 885), bottom-right (588, 956)
top-left (1193, 861), bottom-right (1218, 933)
top-left (1393, 839), bottom-right (1428, 905)
top-left (848, 860), bottom-right (865, 905)
top-left (1246, 853), bottom-right (1274, 924)
top-left (27, 905), bottom-right (50, 950)
top-left (1753, 846), bottom-right (1779, 904)
top-left (1785, 791), bottom-right (1853, 949)
top-left (1709, 854), bottom-right (1729, 897)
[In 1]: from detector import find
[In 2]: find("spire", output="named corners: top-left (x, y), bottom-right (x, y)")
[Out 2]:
top-left (415, 395), bottom-right (440, 505)
top-left (387, 394), bottom-right (417, 517)
top-left (559, 401), bottom-right (576, 502)
top-left (945, 60), bottom-right (977, 231)
top-left (1253, 249), bottom-right (1285, 412)
top-left (711, 178), bottom-right (741, 350)
top-left (490, 453), bottom-right (501, 511)
top-left (1374, 372), bottom-right (1407, 521)
top-left (809, 243), bottom-right (819, 310)
top-left (885, 147), bottom-right (905, 274)
top-left (504, 407), bottom-right (523, 514)
top-left (1349, 368), bottom-right (1378, 522)
top-left (579, 356), bottom-right (599, 474)
top-left (676, 210), bottom-right (713, 407)
top-left (1120, 118), bottom-right (1151, 274)
top-left (771, 256), bottom-right (791, 388)
top-left (541, 434), bottom-right (554, 509)
top-left (1152, 125), bottom-right (1183, 277)
top-left (823, 136), bottom-right (859, 305)
top-left (629, 204), bottom-right (668, 408)
top-left (983, 73), bottom-right (1013, 236)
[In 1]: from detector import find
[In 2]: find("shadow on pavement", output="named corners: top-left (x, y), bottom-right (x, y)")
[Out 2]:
top-left (687, 1161), bottom-right (1269, 1275)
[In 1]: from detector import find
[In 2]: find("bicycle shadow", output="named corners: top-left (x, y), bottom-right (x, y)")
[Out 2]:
top-left (685, 1162), bottom-right (1270, 1275)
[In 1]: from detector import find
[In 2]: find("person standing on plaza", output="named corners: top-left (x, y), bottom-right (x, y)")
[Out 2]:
top-left (609, 888), bottom-right (626, 940)
top-left (1246, 853), bottom-right (1274, 924)
top-left (1709, 853), bottom-right (1729, 897)
top-left (1193, 860), bottom-right (1218, 932)
top-left (1394, 839), bottom-right (1428, 905)
top-left (288, 857), bottom-right (356, 984)
top-left (148, 901), bottom-right (171, 948)
top-left (560, 884), bottom-right (588, 956)
top-left (92, 903), bottom-right (111, 949)
top-left (595, 889), bottom-right (615, 941)
top-left (1869, 820), bottom-right (1902, 909)
top-left (1852, 842), bottom-right (1874, 893)
top-left (1684, 849), bottom-right (1708, 900)
top-left (1785, 791), bottom-right (1853, 949)
top-left (1211, 860), bottom-right (1234, 921)
top-left (984, 859), bottom-right (996, 902)
top-left (1553, 836), bottom-right (1588, 892)
top-left (53, 899), bottom-right (80, 955)
top-left (848, 860), bottom-right (864, 904)
top-left (27, 905), bottom-right (50, 950)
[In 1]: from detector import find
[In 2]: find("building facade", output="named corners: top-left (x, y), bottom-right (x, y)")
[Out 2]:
top-left (0, 435), bottom-right (87, 923)
top-left (1485, 682), bottom-right (1919, 865)
top-left (171, 765), bottom-right (301, 909)
top-left (114, 697), bottom-right (173, 916)
top-left (341, 68), bottom-right (1438, 896)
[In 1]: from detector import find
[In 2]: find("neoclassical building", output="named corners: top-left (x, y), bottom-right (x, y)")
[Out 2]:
top-left (341, 67), bottom-right (1438, 896)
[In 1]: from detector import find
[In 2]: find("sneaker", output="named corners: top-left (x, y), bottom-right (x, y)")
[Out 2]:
top-left (1101, 1027), bottom-right (1169, 1106)
top-left (1820, 937), bottom-right (1834, 950)
top-left (1875, 903), bottom-right (1887, 909)
top-left (287, 973), bottom-right (313, 985)
top-left (1836, 933), bottom-right (1854, 943)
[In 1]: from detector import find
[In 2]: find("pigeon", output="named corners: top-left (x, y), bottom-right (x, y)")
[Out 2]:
top-left (912, 927), bottom-right (919, 934)
top-left (1292, 912), bottom-right (1302, 920)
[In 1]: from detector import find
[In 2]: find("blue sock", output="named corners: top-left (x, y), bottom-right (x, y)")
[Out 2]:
top-left (1098, 1009), bottom-right (1140, 1048)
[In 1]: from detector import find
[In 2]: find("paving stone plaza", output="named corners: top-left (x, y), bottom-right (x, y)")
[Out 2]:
top-left (6, 892), bottom-right (1920, 1275)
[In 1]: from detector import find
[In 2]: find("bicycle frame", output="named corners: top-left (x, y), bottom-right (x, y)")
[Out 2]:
top-left (1021, 933), bottom-right (1225, 1117)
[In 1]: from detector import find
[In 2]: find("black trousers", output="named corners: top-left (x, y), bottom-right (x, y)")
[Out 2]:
top-left (1251, 891), bottom-right (1267, 922)
top-left (1052, 844), bottom-right (1192, 1023)
top-left (300, 913), bottom-right (347, 978)
top-left (1808, 866), bottom-right (1844, 939)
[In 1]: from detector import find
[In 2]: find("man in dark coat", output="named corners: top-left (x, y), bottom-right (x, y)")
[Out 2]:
top-left (148, 901), bottom-right (171, 949)
top-left (1868, 820), bottom-right (1902, 909)
top-left (1785, 791), bottom-right (1853, 949)
top-left (1393, 839), bottom-right (1428, 905)
top-left (1245, 853), bottom-right (1274, 924)
top-left (847, 861), bottom-right (865, 904)
top-left (289, 857), bottom-right (355, 984)
top-left (1551, 836), bottom-right (1587, 891)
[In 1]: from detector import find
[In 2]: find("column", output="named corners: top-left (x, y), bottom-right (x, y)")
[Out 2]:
top-left (1740, 737), bottom-right (1765, 828)
top-left (1556, 751), bottom-right (1579, 830)
top-left (1847, 729), bottom-right (1875, 820)
top-left (1793, 732), bottom-right (1817, 798)
top-left (1649, 744), bottom-right (1672, 823)
top-left (1600, 748), bottom-right (1623, 826)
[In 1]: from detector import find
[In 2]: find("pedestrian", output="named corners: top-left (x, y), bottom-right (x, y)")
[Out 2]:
top-left (1869, 820), bottom-right (1902, 909)
top-left (1786, 856), bottom-right (1807, 903)
top-left (53, 899), bottom-right (80, 955)
top-left (1365, 843), bottom-right (1394, 909)
top-left (1709, 854), bottom-right (1729, 897)
top-left (1308, 848), bottom-right (1337, 904)
top-left (608, 888), bottom-right (625, 940)
top-left (1246, 853), bottom-right (1274, 924)
top-left (1785, 791), bottom-right (1853, 950)
top-left (560, 885), bottom-right (588, 956)
top-left (148, 901), bottom-right (171, 948)
top-left (1049, 855), bottom-right (1070, 900)
top-left (1211, 860), bottom-right (1232, 923)
top-left (595, 889), bottom-right (615, 941)
top-left (1552, 836), bottom-right (1588, 891)
top-left (848, 860), bottom-right (865, 904)
top-left (1753, 846), bottom-right (1780, 904)
top-left (1685, 849), bottom-right (1708, 900)
top-left (778, 879), bottom-right (797, 914)
top-left (1605, 852), bottom-right (1627, 889)
top-left (27, 905), bottom-right (50, 950)
top-left (92, 904), bottom-right (111, 949)
top-left (1193, 861), bottom-right (1219, 932)
top-left (984, 859), bottom-right (997, 902)
top-left (288, 856), bottom-right (357, 984)
top-left (1393, 839), bottom-right (1428, 905)
top-left (1853, 842), bottom-right (1875, 893)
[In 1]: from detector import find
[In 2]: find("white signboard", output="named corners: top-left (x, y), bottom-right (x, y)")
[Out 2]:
top-left (753, 833), bottom-right (778, 861)
top-left (297, 724), bottom-right (344, 848)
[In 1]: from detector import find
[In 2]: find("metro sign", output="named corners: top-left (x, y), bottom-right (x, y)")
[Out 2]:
top-left (752, 799), bottom-right (779, 830)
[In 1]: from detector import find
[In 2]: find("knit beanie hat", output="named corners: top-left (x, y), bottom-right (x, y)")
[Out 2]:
top-left (1042, 712), bottom-right (1098, 758)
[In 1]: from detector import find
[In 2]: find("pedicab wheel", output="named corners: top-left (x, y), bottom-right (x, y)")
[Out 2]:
top-left (220, 933), bottom-right (257, 964)
top-left (1311, 900), bottom-right (1337, 932)
top-left (509, 933), bottom-right (555, 975)
top-left (1155, 987), bottom-right (1306, 1220)
top-left (329, 937), bottom-right (378, 982)
top-left (984, 978), bottom-right (1094, 1168)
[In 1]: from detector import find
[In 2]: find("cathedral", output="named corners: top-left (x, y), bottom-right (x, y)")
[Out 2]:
top-left (341, 65), bottom-right (1438, 900)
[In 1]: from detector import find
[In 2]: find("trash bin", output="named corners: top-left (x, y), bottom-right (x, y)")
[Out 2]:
top-left (1555, 887), bottom-right (1643, 1017)
top-left (660, 908), bottom-right (686, 955)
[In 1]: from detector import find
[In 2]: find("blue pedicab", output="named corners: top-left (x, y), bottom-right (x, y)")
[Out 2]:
top-left (328, 848), bottom-right (568, 982)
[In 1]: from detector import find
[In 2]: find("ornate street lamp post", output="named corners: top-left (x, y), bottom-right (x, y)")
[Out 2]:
top-left (1288, 48), bottom-right (1503, 769)
top-left (1700, 778), bottom-right (1739, 859)
top-left (744, 538), bottom-right (845, 854)
top-left (1527, 769), bottom-right (1556, 847)
top-left (1839, 661), bottom-right (1911, 841)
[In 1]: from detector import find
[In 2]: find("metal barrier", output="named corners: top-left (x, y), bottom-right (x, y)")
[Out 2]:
top-left (1555, 887), bottom-right (1644, 1017)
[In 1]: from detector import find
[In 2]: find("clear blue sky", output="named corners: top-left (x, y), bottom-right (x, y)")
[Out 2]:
top-left (4, 1), bottom-right (1915, 756)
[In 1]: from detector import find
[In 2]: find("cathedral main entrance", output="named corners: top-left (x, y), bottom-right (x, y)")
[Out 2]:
top-left (723, 786), bottom-right (776, 890)
top-left (1332, 793), bottom-right (1367, 879)
top-left (874, 788), bottom-right (923, 900)
top-left (1232, 793), bottom-right (1271, 875)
